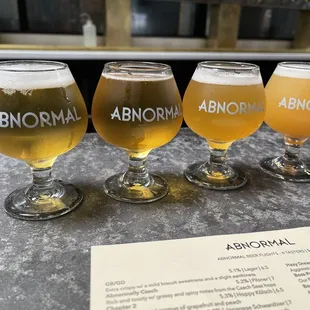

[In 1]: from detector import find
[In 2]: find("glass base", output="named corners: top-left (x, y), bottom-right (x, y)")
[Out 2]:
top-left (185, 161), bottom-right (247, 190)
top-left (4, 180), bottom-right (83, 221)
top-left (104, 173), bottom-right (168, 203)
top-left (260, 157), bottom-right (310, 182)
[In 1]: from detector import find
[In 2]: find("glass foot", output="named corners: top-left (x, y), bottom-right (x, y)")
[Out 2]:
top-left (260, 157), bottom-right (310, 182)
top-left (4, 180), bottom-right (83, 221)
top-left (104, 173), bottom-right (168, 203)
top-left (185, 161), bottom-right (247, 190)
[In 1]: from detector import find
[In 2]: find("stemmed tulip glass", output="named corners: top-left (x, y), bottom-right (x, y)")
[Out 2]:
top-left (0, 60), bottom-right (88, 220)
top-left (260, 62), bottom-right (310, 182)
top-left (183, 61), bottom-right (265, 190)
top-left (92, 61), bottom-right (183, 203)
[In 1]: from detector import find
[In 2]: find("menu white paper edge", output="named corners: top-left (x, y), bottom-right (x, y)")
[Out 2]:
top-left (91, 227), bottom-right (310, 310)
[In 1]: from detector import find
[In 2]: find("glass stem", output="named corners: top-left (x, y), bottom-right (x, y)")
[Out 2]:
top-left (122, 155), bottom-right (152, 187)
top-left (203, 147), bottom-right (234, 179)
top-left (210, 147), bottom-right (227, 166)
top-left (25, 166), bottom-right (61, 201)
top-left (209, 147), bottom-right (227, 174)
top-left (283, 136), bottom-right (307, 168)
top-left (32, 167), bottom-right (54, 188)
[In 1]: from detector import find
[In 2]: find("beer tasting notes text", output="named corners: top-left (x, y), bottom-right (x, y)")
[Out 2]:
top-left (91, 227), bottom-right (310, 310)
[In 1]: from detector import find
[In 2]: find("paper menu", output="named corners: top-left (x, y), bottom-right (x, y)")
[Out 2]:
top-left (91, 227), bottom-right (310, 310)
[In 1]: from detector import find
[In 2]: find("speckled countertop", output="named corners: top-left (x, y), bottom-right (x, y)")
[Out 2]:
top-left (1, 127), bottom-right (310, 310)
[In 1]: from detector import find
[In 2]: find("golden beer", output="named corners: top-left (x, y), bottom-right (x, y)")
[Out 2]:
top-left (260, 62), bottom-right (310, 182)
top-left (183, 71), bottom-right (265, 148)
top-left (92, 62), bottom-right (182, 203)
top-left (0, 71), bottom-right (88, 168)
top-left (0, 60), bottom-right (88, 220)
top-left (92, 74), bottom-right (182, 153)
top-left (265, 65), bottom-right (310, 138)
top-left (183, 61), bottom-right (265, 190)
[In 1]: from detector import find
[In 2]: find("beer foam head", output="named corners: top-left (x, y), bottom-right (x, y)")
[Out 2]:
top-left (0, 61), bottom-right (75, 93)
top-left (102, 72), bottom-right (173, 81)
top-left (274, 62), bottom-right (310, 79)
top-left (192, 62), bottom-right (262, 86)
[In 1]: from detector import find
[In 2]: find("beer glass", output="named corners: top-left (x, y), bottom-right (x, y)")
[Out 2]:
top-left (260, 62), bottom-right (310, 182)
top-left (183, 61), bottom-right (265, 190)
top-left (92, 61), bottom-right (182, 203)
top-left (0, 61), bottom-right (88, 220)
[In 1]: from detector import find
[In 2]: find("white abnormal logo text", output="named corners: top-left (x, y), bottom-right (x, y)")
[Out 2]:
top-left (111, 104), bottom-right (182, 122)
top-left (198, 100), bottom-right (264, 115)
top-left (278, 97), bottom-right (310, 111)
top-left (0, 107), bottom-right (81, 129)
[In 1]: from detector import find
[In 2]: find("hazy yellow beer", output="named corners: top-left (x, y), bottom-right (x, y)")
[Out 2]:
top-left (183, 68), bottom-right (265, 147)
top-left (0, 60), bottom-right (88, 221)
top-left (260, 62), bottom-right (310, 182)
top-left (183, 61), bottom-right (265, 190)
top-left (265, 64), bottom-right (310, 138)
top-left (92, 73), bottom-right (182, 153)
top-left (0, 68), bottom-right (88, 168)
top-left (92, 61), bottom-right (182, 203)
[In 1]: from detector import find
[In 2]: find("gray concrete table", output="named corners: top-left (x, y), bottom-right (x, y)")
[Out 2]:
top-left (1, 127), bottom-right (310, 310)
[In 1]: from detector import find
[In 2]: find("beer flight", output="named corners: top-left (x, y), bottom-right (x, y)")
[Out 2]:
top-left (0, 60), bottom-right (308, 221)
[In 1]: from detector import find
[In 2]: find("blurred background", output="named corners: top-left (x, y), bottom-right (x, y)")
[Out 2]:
top-left (0, 0), bottom-right (309, 130)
